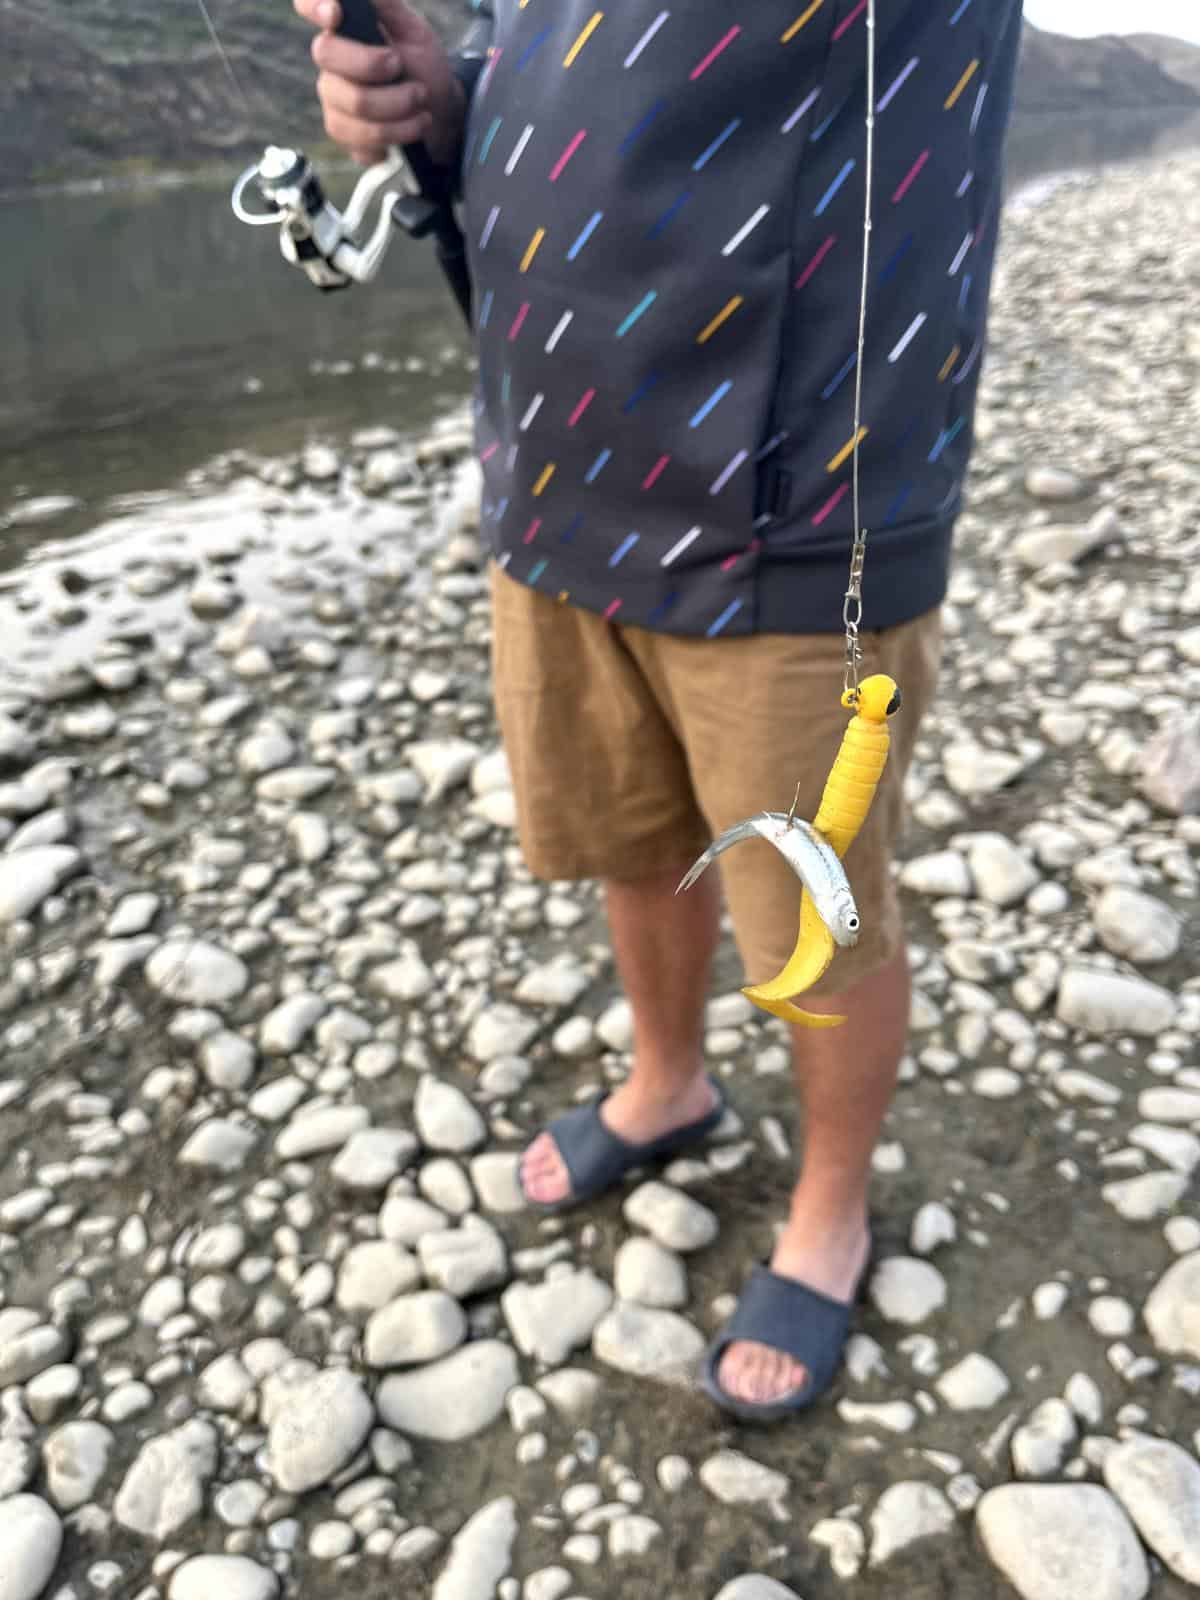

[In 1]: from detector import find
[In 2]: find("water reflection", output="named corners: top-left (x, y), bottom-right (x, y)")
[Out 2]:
top-left (1, 171), bottom-right (473, 506)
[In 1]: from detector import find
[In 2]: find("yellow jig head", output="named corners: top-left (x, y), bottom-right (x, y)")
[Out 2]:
top-left (678, 673), bottom-right (902, 1029)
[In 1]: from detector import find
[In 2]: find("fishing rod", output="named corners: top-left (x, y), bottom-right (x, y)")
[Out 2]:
top-left (228, 0), bottom-right (473, 319)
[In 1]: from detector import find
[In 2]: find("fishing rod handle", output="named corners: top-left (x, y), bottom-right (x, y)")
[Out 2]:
top-left (331, 0), bottom-right (472, 320)
top-left (335, 0), bottom-right (387, 46)
top-left (334, 0), bottom-right (447, 200)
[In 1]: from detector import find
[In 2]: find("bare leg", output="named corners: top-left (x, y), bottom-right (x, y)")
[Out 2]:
top-left (521, 863), bottom-right (722, 1205)
top-left (716, 944), bottom-right (910, 1404)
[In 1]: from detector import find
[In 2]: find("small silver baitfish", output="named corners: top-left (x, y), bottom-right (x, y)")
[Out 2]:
top-left (677, 811), bottom-right (861, 948)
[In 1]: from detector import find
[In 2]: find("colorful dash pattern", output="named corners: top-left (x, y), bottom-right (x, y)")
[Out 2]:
top-left (463, 0), bottom-right (1023, 636)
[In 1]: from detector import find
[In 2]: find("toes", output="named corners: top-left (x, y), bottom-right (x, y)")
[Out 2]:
top-left (717, 1342), bottom-right (749, 1400)
top-left (527, 1170), bottom-right (555, 1202)
top-left (520, 1135), bottom-right (553, 1185)
top-left (539, 1151), bottom-right (569, 1202)
top-left (758, 1348), bottom-right (803, 1404)
top-left (523, 1133), bottom-right (552, 1168)
top-left (520, 1134), bottom-right (570, 1204)
top-left (530, 1167), bottom-right (569, 1203)
top-left (718, 1341), bottom-right (808, 1405)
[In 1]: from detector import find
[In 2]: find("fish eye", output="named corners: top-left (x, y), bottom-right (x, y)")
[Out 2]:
top-left (846, 914), bottom-right (860, 930)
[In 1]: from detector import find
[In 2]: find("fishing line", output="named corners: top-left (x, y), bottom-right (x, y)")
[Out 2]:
top-left (843, 0), bottom-right (877, 704)
top-left (194, 0), bottom-right (254, 111)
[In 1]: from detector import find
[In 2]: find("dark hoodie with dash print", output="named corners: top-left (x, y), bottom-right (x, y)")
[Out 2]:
top-left (448, 0), bottom-right (1024, 638)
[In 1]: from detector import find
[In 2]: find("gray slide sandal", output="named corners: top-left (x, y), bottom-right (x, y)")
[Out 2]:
top-left (700, 1257), bottom-right (870, 1423)
top-left (520, 1078), bottom-right (728, 1215)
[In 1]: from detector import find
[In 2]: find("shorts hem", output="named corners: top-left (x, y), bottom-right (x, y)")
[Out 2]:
top-left (517, 829), bottom-right (712, 886)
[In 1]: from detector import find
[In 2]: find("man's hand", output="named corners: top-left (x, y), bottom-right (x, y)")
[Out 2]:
top-left (293, 0), bottom-right (467, 167)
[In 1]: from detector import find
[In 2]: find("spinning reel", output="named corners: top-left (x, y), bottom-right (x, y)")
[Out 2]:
top-left (231, 142), bottom-right (441, 293)
top-left (228, 0), bottom-right (475, 317)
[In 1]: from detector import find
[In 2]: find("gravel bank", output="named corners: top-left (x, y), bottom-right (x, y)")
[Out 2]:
top-left (0, 153), bottom-right (1198, 1600)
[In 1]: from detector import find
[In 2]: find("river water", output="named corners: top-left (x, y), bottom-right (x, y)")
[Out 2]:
top-left (1, 107), bottom-right (1198, 567)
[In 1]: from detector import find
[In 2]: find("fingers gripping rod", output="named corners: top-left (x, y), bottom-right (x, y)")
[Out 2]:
top-left (232, 0), bottom-right (471, 314)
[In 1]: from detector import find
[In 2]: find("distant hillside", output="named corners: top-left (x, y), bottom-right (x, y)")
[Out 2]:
top-left (1127, 31), bottom-right (1200, 94)
top-left (1, 7), bottom-right (1199, 190)
top-left (1015, 22), bottom-right (1200, 114)
top-left (0, 0), bottom-right (469, 190)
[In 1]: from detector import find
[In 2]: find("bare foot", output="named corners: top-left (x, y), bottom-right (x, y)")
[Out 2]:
top-left (716, 1214), bottom-right (871, 1405)
top-left (519, 1070), bottom-right (717, 1206)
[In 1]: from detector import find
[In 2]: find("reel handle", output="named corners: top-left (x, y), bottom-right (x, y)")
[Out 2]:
top-left (333, 0), bottom-right (451, 206)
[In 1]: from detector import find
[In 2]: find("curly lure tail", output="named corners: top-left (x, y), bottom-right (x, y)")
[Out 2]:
top-left (743, 889), bottom-right (835, 1003)
top-left (742, 674), bottom-right (901, 1027)
top-left (744, 987), bottom-right (847, 1029)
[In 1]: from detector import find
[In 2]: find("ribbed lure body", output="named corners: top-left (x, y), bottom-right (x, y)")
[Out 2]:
top-left (812, 709), bottom-right (893, 861)
top-left (679, 673), bottom-right (902, 1029)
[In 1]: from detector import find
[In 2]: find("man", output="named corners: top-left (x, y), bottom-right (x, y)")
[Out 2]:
top-left (296, 0), bottom-right (1023, 1421)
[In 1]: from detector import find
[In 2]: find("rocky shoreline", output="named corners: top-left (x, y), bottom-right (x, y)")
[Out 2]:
top-left (1, 153), bottom-right (1200, 1600)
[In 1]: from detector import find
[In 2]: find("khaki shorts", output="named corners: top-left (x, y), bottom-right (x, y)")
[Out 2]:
top-left (489, 564), bottom-right (942, 997)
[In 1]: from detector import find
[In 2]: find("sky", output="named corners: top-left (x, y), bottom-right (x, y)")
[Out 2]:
top-left (1023, 0), bottom-right (1200, 47)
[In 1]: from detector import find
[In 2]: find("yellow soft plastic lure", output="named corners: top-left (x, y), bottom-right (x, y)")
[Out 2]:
top-left (744, 672), bottom-right (901, 1026)
top-left (681, 673), bottom-right (902, 1029)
